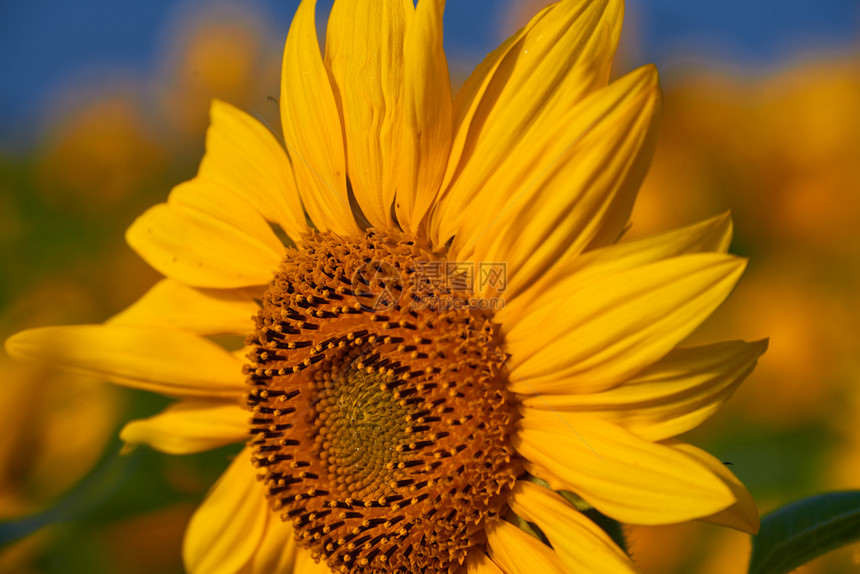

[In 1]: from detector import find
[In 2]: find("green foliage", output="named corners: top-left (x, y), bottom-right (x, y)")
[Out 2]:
top-left (690, 419), bottom-right (836, 503)
top-left (749, 491), bottom-right (860, 574)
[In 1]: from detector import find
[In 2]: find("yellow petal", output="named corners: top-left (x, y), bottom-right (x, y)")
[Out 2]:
top-left (200, 100), bottom-right (307, 242)
top-left (439, 16), bottom-right (527, 208)
top-left (244, 505), bottom-right (298, 574)
top-left (183, 449), bottom-right (268, 574)
top-left (126, 178), bottom-right (284, 288)
top-left (463, 549), bottom-right (504, 574)
top-left (498, 213), bottom-right (733, 325)
top-left (394, 0), bottom-right (452, 233)
top-left (458, 65), bottom-right (661, 300)
top-left (505, 254), bottom-right (747, 394)
top-left (293, 547), bottom-right (332, 573)
top-left (108, 279), bottom-right (258, 335)
top-left (120, 401), bottom-right (247, 455)
top-left (670, 441), bottom-right (760, 534)
top-left (515, 411), bottom-right (734, 524)
top-left (507, 481), bottom-right (641, 573)
top-left (485, 518), bottom-right (567, 574)
top-left (281, 0), bottom-right (358, 235)
top-left (325, 0), bottom-right (414, 228)
top-left (522, 339), bottom-right (768, 441)
top-left (430, 0), bottom-right (623, 247)
top-left (5, 325), bottom-right (245, 399)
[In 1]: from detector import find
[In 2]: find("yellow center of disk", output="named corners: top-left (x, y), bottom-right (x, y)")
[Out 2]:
top-left (246, 230), bottom-right (520, 574)
top-left (315, 348), bottom-right (412, 499)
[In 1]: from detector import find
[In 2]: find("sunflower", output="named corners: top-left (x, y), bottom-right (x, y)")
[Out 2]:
top-left (6, 0), bottom-right (766, 572)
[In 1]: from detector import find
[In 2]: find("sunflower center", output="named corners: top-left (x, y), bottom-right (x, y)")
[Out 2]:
top-left (245, 230), bottom-right (520, 574)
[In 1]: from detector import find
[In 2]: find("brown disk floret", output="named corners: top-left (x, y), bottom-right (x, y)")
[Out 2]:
top-left (245, 230), bottom-right (520, 574)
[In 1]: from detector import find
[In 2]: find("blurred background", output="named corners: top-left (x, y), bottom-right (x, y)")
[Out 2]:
top-left (0, 1), bottom-right (858, 572)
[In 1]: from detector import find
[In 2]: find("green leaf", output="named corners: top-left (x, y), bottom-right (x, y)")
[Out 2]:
top-left (749, 490), bottom-right (860, 574)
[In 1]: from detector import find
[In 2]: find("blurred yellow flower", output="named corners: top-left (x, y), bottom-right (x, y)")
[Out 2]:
top-left (0, 357), bottom-right (123, 571)
top-left (157, 4), bottom-right (281, 143)
top-left (7, 0), bottom-right (766, 572)
top-left (630, 56), bottom-right (860, 252)
top-left (36, 93), bottom-right (164, 212)
top-left (628, 56), bottom-right (860, 431)
top-left (0, 359), bottom-right (121, 518)
top-left (750, 59), bottom-right (860, 251)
